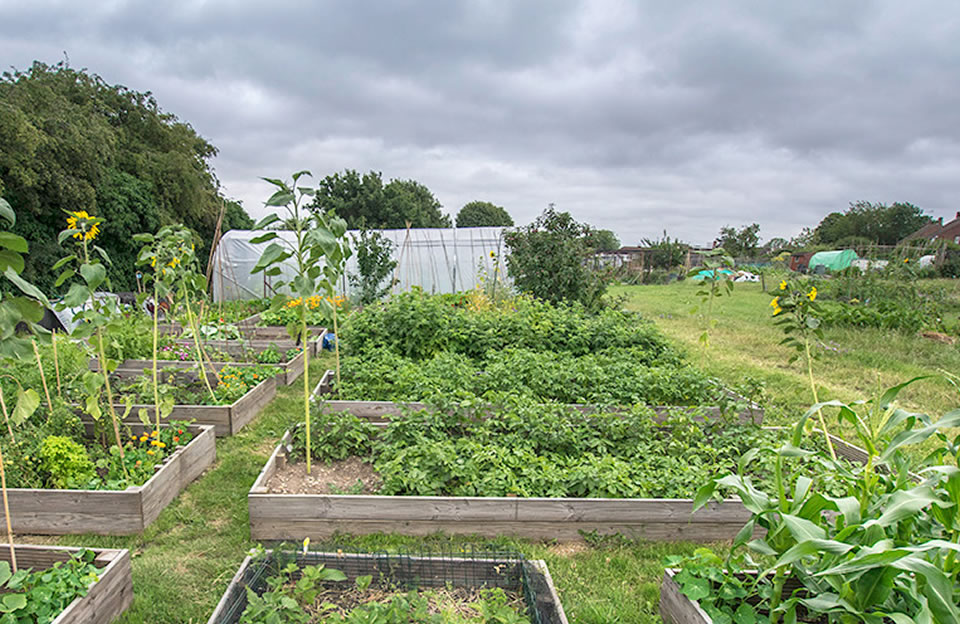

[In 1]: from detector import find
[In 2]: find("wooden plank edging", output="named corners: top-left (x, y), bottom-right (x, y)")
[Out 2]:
top-left (311, 371), bottom-right (764, 424)
top-left (249, 428), bottom-right (874, 543)
top-left (207, 550), bottom-right (568, 624)
top-left (1, 544), bottom-right (134, 624)
top-left (7, 424), bottom-right (215, 535)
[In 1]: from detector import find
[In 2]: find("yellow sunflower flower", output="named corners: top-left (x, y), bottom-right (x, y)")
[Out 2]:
top-left (807, 287), bottom-right (817, 302)
top-left (65, 210), bottom-right (100, 240)
top-left (779, 280), bottom-right (787, 291)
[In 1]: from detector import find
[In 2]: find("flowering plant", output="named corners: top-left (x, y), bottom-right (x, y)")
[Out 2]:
top-left (771, 279), bottom-right (835, 458)
top-left (250, 171), bottom-right (350, 474)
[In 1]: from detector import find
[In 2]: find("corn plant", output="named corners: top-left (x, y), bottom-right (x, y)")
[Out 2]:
top-left (251, 171), bottom-right (350, 474)
top-left (686, 380), bottom-right (960, 623)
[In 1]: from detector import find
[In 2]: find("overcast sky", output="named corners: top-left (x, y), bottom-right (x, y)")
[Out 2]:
top-left (2, 1), bottom-right (958, 246)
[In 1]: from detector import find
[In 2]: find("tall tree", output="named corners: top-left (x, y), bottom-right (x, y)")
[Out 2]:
top-left (717, 223), bottom-right (761, 257)
top-left (813, 201), bottom-right (933, 246)
top-left (310, 169), bottom-right (450, 228)
top-left (0, 60), bottom-right (250, 291)
top-left (455, 201), bottom-right (514, 227)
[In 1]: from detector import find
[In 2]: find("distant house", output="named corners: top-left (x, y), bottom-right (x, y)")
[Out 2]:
top-left (901, 212), bottom-right (960, 245)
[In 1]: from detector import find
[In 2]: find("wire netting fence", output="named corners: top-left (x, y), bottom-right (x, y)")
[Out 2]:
top-left (210, 546), bottom-right (566, 624)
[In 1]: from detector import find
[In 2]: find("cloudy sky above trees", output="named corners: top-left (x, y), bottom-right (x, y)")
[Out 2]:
top-left (2, 0), bottom-right (958, 246)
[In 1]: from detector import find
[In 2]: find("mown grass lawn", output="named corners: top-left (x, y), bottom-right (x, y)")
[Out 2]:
top-left (612, 281), bottom-right (960, 423)
top-left (38, 355), bottom-right (705, 624)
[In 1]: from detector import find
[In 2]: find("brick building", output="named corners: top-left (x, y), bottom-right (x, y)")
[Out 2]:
top-left (902, 212), bottom-right (960, 245)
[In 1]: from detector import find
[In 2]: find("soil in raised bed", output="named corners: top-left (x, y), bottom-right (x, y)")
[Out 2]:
top-left (279, 582), bottom-right (526, 622)
top-left (266, 458), bottom-right (381, 495)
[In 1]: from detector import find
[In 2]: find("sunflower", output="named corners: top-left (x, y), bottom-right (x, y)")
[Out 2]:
top-left (65, 210), bottom-right (100, 240)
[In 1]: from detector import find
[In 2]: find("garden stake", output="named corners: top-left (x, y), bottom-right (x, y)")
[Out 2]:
top-left (302, 312), bottom-right (311, 475)
top-left (51, 330), bottom-right (62, 399)
top-left (184, 296), bottom-right (217, 404)
top-left (152, 285), bottom-right (161, 435)
top-left (0, 386), bottom-right (13, 443)
top-left (31, 338), bottom-right (53, 414)
top-left (0, 444), bottom-right (16, 573)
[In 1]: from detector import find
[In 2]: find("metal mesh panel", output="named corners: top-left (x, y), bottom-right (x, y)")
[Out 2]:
top-left (211, 546), bottom-right (555, 624)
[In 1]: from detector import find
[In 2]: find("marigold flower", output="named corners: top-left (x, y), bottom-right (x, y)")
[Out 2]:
top-left (772, 305), bottom-right (783, 316)
top-left (903, 258), bottom-right (910, 263)
top-left (135, 460), bottom-right (142, 467)
top-left (157, 442), bottom-right (166, 448)
top-left (151, 430), bottom-right (158, 437)
top-left (779, 280), bottom-right (787, 291)
top-left (769, 296), bottom-right (779, 308)
top-left (173, 436), bottom-right (180, 443)
top-left (146, 450), bottom-right (155, 455)
top-left (140, 435), bottom-right (148, 442)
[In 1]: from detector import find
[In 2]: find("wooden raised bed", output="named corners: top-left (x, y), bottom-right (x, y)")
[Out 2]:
top-left (207, 550), bottom-right (568, 624)
top-left (250, 419), bottom-right (870, 543)
top-left (311, 370), bottom-right (765, 425)
top-left (81, 369), bottom-right (276, 437)
top-left (103, 344), bottom-right (306, 386)
top-left (3, 544), bottom-right (133, 623)
top-left (249, 430), bottom-right (753, 542)
top-left (7, 422), bottom-right (215, 535)
top-left (660, 569), bottom-right (713, 623)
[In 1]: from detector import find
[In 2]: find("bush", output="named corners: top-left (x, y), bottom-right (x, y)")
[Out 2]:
top-left (348, 229), bottom-right (397, 305)
top-left (39, 435), bottom-right (95, 488)
top-left (503, 207), bottom-right (609, 309)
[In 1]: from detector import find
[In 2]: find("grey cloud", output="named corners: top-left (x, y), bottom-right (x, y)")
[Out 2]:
top-left (0, 0), bottom-right (958, 245)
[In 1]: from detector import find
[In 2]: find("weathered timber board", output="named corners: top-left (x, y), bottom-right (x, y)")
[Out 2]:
top-left (102, 347), bottom-right (305, 386)
top-left (311, 370), bottom-right (764, 424)
top-left (6, 424), bottom-right (215, 535)
top-left (96, 377), bottom-right (276, 436)
top-left (207, 551), bottom-right (568, 624)
top-left (249, 429), bottom-right (869, 542)
top-left (660, 569), bottom-right (713, 624)
top-left (0, 544), bottom-right (134, 624)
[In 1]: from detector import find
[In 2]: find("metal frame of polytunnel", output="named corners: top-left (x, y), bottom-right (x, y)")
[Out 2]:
top-left (209, 227), bottom-right (510, 302)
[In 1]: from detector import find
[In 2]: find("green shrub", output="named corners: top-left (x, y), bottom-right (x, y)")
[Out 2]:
top-left (39, 435), bottom-right (95, 488)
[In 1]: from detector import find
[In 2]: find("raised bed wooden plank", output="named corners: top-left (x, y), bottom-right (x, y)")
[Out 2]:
top-left (101, 347), bottom-right (305, 386)
top-left (6, 423), bottom-right (215, 535)
top-left (249, 429), bottom-right (866, 543)
top-left (0, 544), bottom-right (134, 624)
top-left (248, 432), bottom-right (751, 542)
top-left (311, 370), bottom-right (765, 425)
top-left (207, 550), bottom-right (568, 624)
top-left (96, 376), bottom-right (277, 437)
top-left (660, 569), bottom-right (712, 624)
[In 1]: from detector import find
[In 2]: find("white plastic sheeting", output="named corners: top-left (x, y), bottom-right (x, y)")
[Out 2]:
top-left (210, 227), bottom-right (509, 302)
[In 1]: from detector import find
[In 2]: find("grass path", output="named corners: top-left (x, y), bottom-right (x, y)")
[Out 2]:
top-left (41, 356), bottom-right (701, 623)
top-left (612, 282), bottom-right (960, 423)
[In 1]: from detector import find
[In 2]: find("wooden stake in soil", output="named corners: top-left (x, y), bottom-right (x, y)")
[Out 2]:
top-left (51, 330), bottom-right (62, 399)
top-left (31, 338), bottom-right (53, 414)
top-left (0, 386), bottom-right (14, 442)
top-left (0, 398), bottom-right (16, 572)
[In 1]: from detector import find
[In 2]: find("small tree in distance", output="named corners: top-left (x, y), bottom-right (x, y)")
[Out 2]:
top-left (349, 229), bottom-right (397, 305)
top-left (455, 201), bottom-right (514, 227)
top-left (504, 205), bottom-right (608, 310)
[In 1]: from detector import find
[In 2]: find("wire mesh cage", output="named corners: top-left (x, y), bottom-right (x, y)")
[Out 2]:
top-left (208, 545), bottom-right (567, 624)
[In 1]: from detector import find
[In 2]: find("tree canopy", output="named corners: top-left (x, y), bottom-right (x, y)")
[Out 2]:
top-left (717, 223), bottom-right (761, 257)
top-left (310, 169), bottom-right (450, 229)
top-left (813, 201), bottom-right (933, 246)
top-left (0, 60), bottom-right (250, 291)
top-left (455, 201), bottom-right (514, 227)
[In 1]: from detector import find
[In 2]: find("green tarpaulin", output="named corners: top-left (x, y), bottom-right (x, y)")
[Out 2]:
top-left (808, 249), bottom-right (858, 272)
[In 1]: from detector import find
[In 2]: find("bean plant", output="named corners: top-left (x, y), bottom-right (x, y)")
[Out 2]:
top-left (251, 171), bottom-right (350, 474)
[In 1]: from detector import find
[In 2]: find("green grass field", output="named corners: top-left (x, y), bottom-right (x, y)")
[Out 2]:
top-left (612, 281), bottom-right (960, 422)
top-left (35, 283), bottom-right (960, 623)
